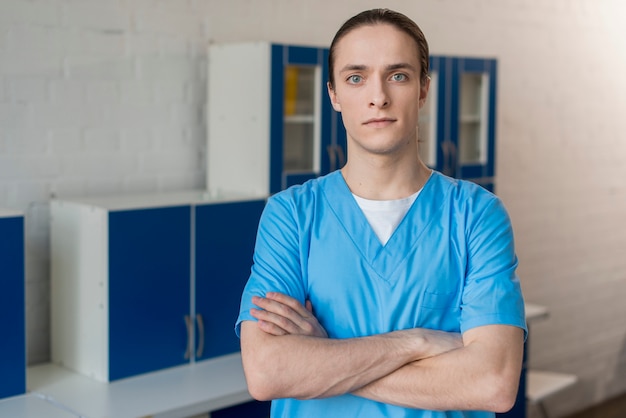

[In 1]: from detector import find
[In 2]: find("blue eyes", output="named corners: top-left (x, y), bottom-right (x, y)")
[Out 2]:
top-left (345, 73), bottom-right (408, 84)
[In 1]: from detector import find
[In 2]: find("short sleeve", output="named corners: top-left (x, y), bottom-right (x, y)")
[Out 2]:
top-left (235, 193), bottom-right (307, 337)
top-left (460, 193), bottom-right (527, 339)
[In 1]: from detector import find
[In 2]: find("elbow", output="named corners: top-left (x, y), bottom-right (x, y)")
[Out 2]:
top-left (242, 353), bottom-right (281, 401)
top-left (479, 372), bottom-right (520, 413)
top-left (247, 378), bottom-right (276, 402)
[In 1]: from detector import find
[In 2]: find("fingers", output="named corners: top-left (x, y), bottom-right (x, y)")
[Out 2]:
top-left (250, 293), bottom-right (329, 338)
top-left (250, 309), bottom-right (288, 336)
top-left (250, 306), bottom-right (301, 335)
top-left (264, 292), bottom-right (312, 318)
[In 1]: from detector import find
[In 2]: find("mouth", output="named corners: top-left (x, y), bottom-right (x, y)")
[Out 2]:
top-left (363, 117), bottom-right (396, 127)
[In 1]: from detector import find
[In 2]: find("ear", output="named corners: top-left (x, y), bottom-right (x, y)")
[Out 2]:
top-left (418, 76), bottom-right (431, 109)
top-left (327, 82), bottom-right (342, 112)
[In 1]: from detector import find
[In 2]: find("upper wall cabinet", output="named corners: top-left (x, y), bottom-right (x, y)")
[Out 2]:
top-left (0, 210), bottom-right (25, 399)
top-left (419, 56), bottom-right (497, 191)
top-left (207, 42), bottom-right (345, 195)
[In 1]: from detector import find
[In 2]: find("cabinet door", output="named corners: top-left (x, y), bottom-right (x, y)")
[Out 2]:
top-left (195, 200), bottom-right (265, 360)
top-left (428, 56), bottom-right (497, 184)
top-left (108, 206), bottom-right (191, 380)
top-left (0, 216), bottom-right (25, 398)
top-left (451, 57), bottom-right (497, 181)
top-left (270, 45), bottom-right (331, 193)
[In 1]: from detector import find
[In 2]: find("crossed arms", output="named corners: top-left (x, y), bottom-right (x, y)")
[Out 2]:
top-left (240, 292), bottom-right (524, 413)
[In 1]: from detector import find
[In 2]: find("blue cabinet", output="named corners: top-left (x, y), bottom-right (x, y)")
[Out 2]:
top-left (208, 42), bottom-right (345, 196)
top-left (195, 200), bottom-right (265, 360)
top-left (51, 193), bottom-right (264, 381)
top-left (0, 211), bottom-right (25, 399)
top-left (420, 56), bottom-right (497, 191)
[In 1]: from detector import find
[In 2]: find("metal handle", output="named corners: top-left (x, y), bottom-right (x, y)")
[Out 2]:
top-left (196, 313), bottom-right (205, 359)
top-left (335, 145), bottom-right (346, 168)
top-left (327, 145), bottom-right (346, 172)
top-left (441, 140), bottom-right (457, 177)
top-left (327, 145), bottom-right (337, 172)
top-left (184, 315), bottom-right (192, 360)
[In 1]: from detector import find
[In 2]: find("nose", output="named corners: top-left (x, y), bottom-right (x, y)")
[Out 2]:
top-left (369, 78), bottom-right (390, 108)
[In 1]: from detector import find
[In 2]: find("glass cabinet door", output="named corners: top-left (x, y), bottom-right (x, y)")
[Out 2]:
top-left (458, 72), bottom-right (488, 166)
top-left (269, 45), bottom-right (330, 193)
top-left (455, 58), bottom-right (497, 180)
top-left (283, 65), bottom-right (320, 174)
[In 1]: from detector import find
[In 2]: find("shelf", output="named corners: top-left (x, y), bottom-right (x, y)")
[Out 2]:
top-left (284, 114), bottom-right (315, 124)
top-left (527, 370), bottom-right (577, 402)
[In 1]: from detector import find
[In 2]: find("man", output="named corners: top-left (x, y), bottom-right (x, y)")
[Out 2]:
top-left (236, 8), bottom-right (526, 417)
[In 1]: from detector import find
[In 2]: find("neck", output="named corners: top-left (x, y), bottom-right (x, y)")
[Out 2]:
top-left (341, 152), bottom-right (431, 200)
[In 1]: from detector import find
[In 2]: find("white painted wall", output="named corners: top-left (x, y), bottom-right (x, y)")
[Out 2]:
top-left (1, 1), bottom-right (625, 416)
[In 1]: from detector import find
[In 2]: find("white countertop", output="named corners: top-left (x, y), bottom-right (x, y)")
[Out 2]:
top-left (28, 353), bottom-right (251, 418)
top-left (0, 394), bottom-right (80, 417)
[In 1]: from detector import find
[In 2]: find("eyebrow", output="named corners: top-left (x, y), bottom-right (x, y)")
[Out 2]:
top-left (338, 63), bottom-right (418, 73)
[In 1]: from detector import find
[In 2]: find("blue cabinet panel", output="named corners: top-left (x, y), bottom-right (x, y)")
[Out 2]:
top-left (0, 215), bottom-right (25, 398)
top-left (108, 206), bottom-right (191, 381)
top-left (212, 400), bottom-right (271, 418)
top-left (195, 200), bottom-right (265, 360)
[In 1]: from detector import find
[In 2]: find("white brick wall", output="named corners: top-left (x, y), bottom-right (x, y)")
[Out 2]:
top-left (1, 0), bottom-right (624, 416)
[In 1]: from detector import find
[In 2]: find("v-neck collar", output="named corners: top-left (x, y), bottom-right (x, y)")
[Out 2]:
top-left (320, 170), bottom-right (449, 284)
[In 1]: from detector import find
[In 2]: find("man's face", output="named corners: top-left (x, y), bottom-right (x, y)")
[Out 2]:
top-left (328, 24), bottom-right (429, 157)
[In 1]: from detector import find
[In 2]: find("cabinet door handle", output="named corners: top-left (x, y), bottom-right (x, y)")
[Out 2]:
top-left (196, 313), bottom-right (205, 359)
top-left (336, 145), bottom-right (346, 168)
top-left (327, 145), bottom-right (337, 172)
top-left (184, 315), bottom-right (193, 360)
top-left (441, 140), bottom-right (457, 177)
top-left (327, 145), bottom-right (346, 172)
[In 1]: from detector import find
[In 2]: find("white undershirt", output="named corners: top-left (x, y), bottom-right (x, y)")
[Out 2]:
top-left (352, 189), bottom-right (422, 246)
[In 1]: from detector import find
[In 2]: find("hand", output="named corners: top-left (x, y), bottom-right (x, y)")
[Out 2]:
top-left (251, 292), bottom-right (328, 338)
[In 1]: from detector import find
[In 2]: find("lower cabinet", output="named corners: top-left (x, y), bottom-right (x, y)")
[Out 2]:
top-left (211, 400), bottom-right (271, 418)
top-left (0, 211), bottom-right (26, 399)
top-left (51, 192), bottom-right (265, 382)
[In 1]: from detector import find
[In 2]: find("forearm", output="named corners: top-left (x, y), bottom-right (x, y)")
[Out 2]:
top-left (241, 321), bottom-right (423, 401)
top-left (353, 325), bottom-right (524, 412)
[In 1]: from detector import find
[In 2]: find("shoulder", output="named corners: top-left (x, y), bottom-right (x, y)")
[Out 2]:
top-left (266, 171), bottom-right (341, 214)
top-left (433, 172), bottom-right (498, 205)
top-left (433, 172), bottom-right (506, 214)
top-left (430, 172), bottom-right (512, 236)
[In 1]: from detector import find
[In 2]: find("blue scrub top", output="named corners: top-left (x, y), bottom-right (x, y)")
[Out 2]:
top-left (237, 170), bottom-right (526, 418)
